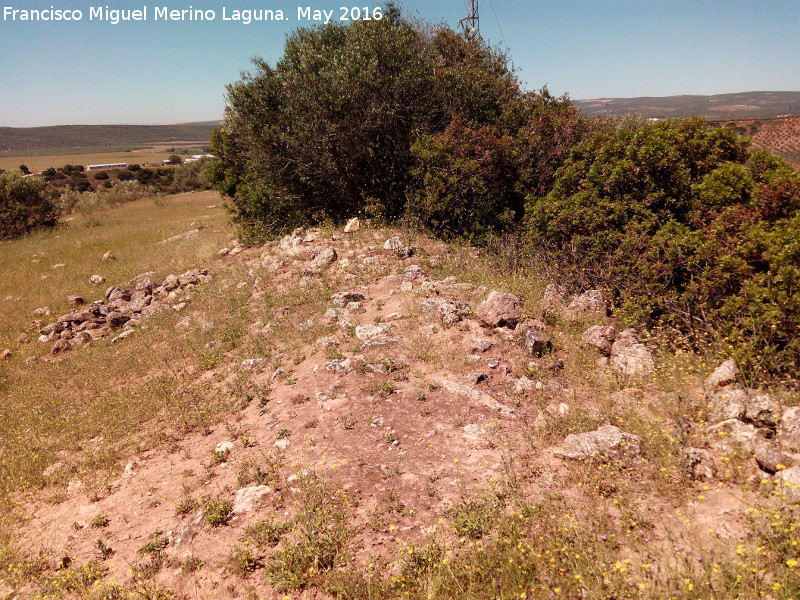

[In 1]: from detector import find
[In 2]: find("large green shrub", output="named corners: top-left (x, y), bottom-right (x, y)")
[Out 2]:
top-left (526, 117), bottom-right (799, 379)
top-left (210, 7), bottom-right (524, 241)
top-left (407, 118), bottom-right (520, 241)
top-left (0, 171), bottom-right (59, 238)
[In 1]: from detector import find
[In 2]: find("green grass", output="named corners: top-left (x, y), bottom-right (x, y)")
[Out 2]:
top-left (0, 190), bottom-right (236, 527)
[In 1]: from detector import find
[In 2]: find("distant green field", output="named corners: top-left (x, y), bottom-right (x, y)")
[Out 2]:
top-left (0, 151), bottom-right (176, 172)
top-left (0, 123), bottom-right (217, 157)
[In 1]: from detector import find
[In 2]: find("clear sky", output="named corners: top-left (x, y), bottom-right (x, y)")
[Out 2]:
top-left (0, 0), bottom-right (798, 127)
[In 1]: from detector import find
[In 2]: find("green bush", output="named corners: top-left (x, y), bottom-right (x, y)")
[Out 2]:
top-left (408, 118), bottom-right (521, 241)
top-left (0, 172), bottom-right (59, 238)
top-left (210, 7), bottom-right (524, 241)
top-left (526, 117), bottom-right (799, 379)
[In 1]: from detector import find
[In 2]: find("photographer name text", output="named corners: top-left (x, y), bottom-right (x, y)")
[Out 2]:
top-left (2, 5), bottom-right (384, 25)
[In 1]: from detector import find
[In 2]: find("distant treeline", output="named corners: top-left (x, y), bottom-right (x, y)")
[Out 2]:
top-left (209, 6), bottom-right (800, 381)
top-left (0, 123), bottom-right (218, 156)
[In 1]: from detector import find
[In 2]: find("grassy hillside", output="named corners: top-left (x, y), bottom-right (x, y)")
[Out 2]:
top-left (0, 193), bottom-right (798, 599)
top-left (575, 91), bottom-right (800, 120)
top-left (0, 123), bottom-right (218, 158)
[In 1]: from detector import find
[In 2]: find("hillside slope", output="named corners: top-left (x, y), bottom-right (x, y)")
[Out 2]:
top-left (575, 91), bottom-right (800, 120)
top-left (2, 204), bottom-right (799, 599)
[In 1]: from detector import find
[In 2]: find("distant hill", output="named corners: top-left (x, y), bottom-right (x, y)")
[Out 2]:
top-left (575, 91), bottom-right (800, 120)
top-left (0, 123), bottom-right (221, 157)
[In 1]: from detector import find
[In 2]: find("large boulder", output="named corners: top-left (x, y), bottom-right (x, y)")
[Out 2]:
top-left (475, 291), bottom-right (523, 328)
top-left (609, 330), bottom-right (654, 376)
top-left (331, 291), bottom-right (366, 307)
top-left (775, 467), bottom-right (800, 504)
top-left (778, 407), bottom-right (800, 453)
top-left (516, 320), bottom-right (552, 357)
top-left (232, 485), bottom-right (272, 515)
top-left (304, 247), bottom-right (337, 274)
top-left (420, 298), bottom-right (471, 326)
top-left (541, 284), bottom-right (567, 318)
top-left (554, 425), bottom-right (642, 465)
top-left (564, 290), bottom-right (607, 321)
top-left (743, 393), bottom-right (781, 428)
top-left (706, 419), bottom-right (758, 454)
top-left (582, 325), bottom-right (617, 355)
top-left (705, 359), bottom-right (739, 390)
top-left (708, 388), bottom-right (748, 423)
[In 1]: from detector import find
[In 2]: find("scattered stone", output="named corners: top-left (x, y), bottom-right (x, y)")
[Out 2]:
top-left (305, 247), bottom-right (337, 274)
top-left (217, 248), bottom-right (230, 256)
top-left (514, 376), bottom-right (535, 394)
top-left (753, 435), bottom-right (793, 473)
top-left (743, 393), bottom-right (781, 428)
top-left (102, 251), bottom-right (116, 261)
top-left (322, 308), bottom-right (350, 328)
top-left (0, 349), bottom-right (11, 359)
top-left (331, 291), bottom-right (366, 307)
top-left (609, 330), bottom-right (654, 376)
top-left (66, 295), bottom-right (85, 306)
top-left (486, 357), bottom-right (501, 369)
top-left (475, 291), bottom-right (523, 328)
top-left (705, 359), bottom-right (739, 389)
top-left (324, 358), bottom-right (352, 374)
top-left (241, 358), bottom-right (267, 371)
top-left (778, 407), bottom-right (800, 453)
top-left (441, 379), bottom-right (515, 417)
top-left (681, 448), bottom-right (716, 481)
top-left (541, 284), bottom-right (568, 318)
top-left (516, 321), bottom-right (552, 357)
top-left (582, 325), bottom-right (617, 355)
top-left (355, 323), bottom-right (392, 341)
top-left (162, 274), bottom-right (180, 291)
top-left (708, 388), bottom-right (748, 423)
top-left (420, 298), bottom-right (471, 326)
top-left (706, 419), bottom-right (759, 453)
top-left (554, 425), bottom-right (642, 465)
top-left (42, 462), bottom-right (64, 479)
top-left (564, 290), bottom-right (607, 321)
top-left (89, 274), bottom-right (105, 285)
top-left (52, 263), bottom-right (65, 269)
top-left (32, 307), bottom-right (50, 317)
top-left (344, 217), bottom-right (360, 233)
top-left (274, 439), bottom-right (290, 451)
top-left (51, 339), bottom-right (72, 354)
top-left (462, 424), bottom-right (485, 440)
top-left (107, 312), bottom-right (130, 329)
top-left (464, 338), bottom-right (494, 353)
top-left (111, 330), bottom-right (134, 343)
top-left (214, 441), bottom-right (234, 458)
top-left (16, 334), bottom-right (29, 344)
top-left (233, 485), bottom-right (272, 515)
top-left (775, 467), bottom-right (800, 504)
top-left (467, 372), bottom-right (488, 385)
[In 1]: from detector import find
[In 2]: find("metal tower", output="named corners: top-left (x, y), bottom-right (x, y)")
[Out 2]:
top-left (459, 0), bottom-right (479, 40)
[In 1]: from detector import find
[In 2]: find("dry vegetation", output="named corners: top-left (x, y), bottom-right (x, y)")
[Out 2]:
top-left (0, 190), bottom-right (798, 600)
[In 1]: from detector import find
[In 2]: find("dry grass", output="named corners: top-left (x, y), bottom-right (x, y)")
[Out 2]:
top-left (0, 190), bottom-right (237, 519)
top-left (0, 151), bottom-right (177, 173)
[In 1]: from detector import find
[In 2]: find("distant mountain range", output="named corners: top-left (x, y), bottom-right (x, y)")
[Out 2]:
top-left (575, 91), bottom-right (800, 120)
top-left (0, 123), bottom-right (220, 157)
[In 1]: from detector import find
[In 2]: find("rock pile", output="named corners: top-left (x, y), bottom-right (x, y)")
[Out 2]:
top-left (36, 269), bottom-right (211, 354)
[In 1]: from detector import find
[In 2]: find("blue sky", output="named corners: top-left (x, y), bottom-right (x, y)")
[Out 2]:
top-left (0, 0), bottom-right (798, 127)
